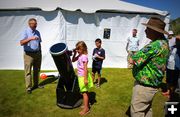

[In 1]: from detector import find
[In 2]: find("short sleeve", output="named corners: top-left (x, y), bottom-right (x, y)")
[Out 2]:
top-left (101, 49), bottom-right (105, 58)
top-left (82, 55), bottom-right (88, 63)
top-left (21, 30), bottom-right (27, 41)
top-left (36, 30), bottom-right (42, 42)
top-left (132, 41), bottom-right (160, 67)
top-left (168, 37), bottom-right (176, 49)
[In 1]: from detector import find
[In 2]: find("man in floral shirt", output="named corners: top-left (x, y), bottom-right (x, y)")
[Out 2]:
top-left (132, 39), bottom-right (169, 87)
top-left (129, 17), bottom-right (169, 117)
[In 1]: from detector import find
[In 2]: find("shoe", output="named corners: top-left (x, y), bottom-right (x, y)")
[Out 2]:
top-left (96, 83), bottom-right (100, 88)
top-left (26, 88), bottom-right (32, 94)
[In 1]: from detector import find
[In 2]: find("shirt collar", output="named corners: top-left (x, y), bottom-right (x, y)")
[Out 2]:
top-left (96, 47), bottom-right (102, 50)
top-left (28, 27), bottom-right (36, 33)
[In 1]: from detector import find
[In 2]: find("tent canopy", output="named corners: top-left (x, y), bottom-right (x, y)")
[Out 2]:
top-left (0, 0), bottom-right (170, 70)
top-left (0, 0), bottom-right (168, 15)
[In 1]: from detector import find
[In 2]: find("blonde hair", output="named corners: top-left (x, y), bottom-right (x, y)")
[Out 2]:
top-left (76, 41), bottom-right (88, 54)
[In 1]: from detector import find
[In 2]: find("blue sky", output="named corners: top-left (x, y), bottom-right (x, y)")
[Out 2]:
top-left (122, 0), bottom-right (180, 19)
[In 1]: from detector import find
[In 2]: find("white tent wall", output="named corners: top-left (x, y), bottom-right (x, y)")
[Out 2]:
top-left (0, 9), bottom-right (169, 70)
top-left (62, 10), bottom-right (169, 68)
top-left (0, 10), bottom-right (65, 70)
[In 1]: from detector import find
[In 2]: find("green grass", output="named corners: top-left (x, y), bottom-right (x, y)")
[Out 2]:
top-left (0, 69), bottom-right (167, 117)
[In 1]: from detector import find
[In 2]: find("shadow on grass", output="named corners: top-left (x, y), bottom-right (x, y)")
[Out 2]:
top-left (39, 77), bottom-right (58, 86)
top-left (125, 106), bottom-right (131, 117)
top-left (100, 77), bottom-right (108, 85)
top-left (94, 77), bottom-right (108, 85)
top-left (89, 92), bottom-right (97, 106)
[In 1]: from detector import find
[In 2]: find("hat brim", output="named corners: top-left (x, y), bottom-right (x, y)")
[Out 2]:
top-left (142, 23), bottom-right (169, 35)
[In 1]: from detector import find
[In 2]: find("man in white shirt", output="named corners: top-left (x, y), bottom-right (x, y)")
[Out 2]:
top-left (163, 31), bottom-right (180, 101)
top-left (126, 29), bottom-right (139, 68)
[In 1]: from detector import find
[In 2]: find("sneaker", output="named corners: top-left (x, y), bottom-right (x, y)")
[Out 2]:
top-left (96, 83), bottom-right (100, 88)
top-left (26, 88), bottom-right (32, 94)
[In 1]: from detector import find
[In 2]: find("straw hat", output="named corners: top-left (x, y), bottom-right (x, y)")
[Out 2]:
top-left (142, 17), bottom-right (169, 35)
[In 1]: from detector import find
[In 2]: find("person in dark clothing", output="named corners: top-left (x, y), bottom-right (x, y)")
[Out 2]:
top-left (92, 38), bottom-right (105, 88)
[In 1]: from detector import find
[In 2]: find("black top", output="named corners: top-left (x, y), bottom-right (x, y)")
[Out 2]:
top-left (92, 48), bottom-right (105, 69)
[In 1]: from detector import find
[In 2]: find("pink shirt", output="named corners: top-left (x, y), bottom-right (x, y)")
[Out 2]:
top-left (77, 54), bottom-right (88, 76)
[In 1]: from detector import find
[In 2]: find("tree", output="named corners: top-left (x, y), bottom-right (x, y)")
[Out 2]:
top-left (170, 17), bottom-right (180, 35)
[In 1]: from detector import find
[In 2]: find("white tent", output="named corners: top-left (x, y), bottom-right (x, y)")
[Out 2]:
top-left (0, 0), bottom-right (170, 70)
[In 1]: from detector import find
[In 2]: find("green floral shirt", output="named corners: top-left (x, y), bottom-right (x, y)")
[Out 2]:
top-left (132, 39), bottom-right (169, 87)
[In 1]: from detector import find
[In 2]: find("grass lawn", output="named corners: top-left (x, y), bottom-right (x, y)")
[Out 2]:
top-left (0, 69), bottom-right (167, 117)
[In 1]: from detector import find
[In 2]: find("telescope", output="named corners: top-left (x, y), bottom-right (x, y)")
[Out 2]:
top-left (50, 43), bottom-right (82, 109)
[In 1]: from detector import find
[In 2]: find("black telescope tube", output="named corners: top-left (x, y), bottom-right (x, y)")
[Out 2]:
top-left (50, 43), bottom-right (82, 109)
top-left (50, 43), bottom-right (75, 90)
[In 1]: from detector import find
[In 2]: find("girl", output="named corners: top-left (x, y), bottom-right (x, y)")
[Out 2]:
top-left (72, 41), bottom-right (93, 116)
